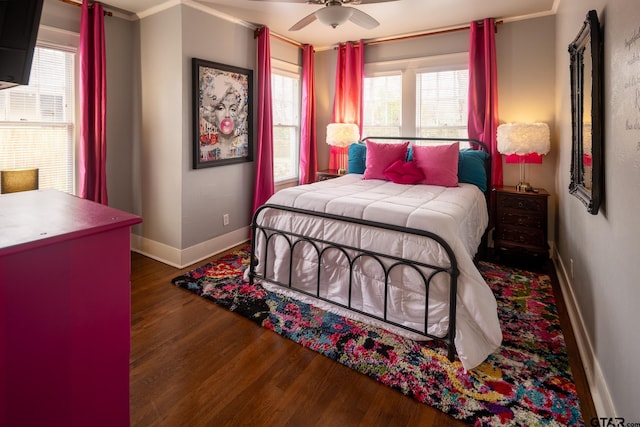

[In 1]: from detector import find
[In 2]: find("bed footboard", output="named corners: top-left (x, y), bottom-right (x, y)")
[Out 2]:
top-left (249, 203), bottom-right (460, 361)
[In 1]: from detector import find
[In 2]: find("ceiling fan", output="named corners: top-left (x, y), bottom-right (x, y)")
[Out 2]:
top-left (251, 0), bottom-right (399, 31)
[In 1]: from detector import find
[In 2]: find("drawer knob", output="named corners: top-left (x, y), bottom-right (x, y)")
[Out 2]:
top-left (518, 201), bottom-right (524, 208)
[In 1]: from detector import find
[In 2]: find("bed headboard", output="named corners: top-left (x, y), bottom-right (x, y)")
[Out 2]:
top-left (361, 135), bottom-right (488, 151)
top-left (358, 136), bottom-right (491, 196)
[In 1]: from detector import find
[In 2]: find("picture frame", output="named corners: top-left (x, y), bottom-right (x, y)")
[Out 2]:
top-left (568, 10), bottom-right (603, 215)
top-left (192, 58), bottom-right (253, 169)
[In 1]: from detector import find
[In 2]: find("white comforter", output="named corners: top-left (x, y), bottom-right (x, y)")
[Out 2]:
top-left (253, 174), bottom-right (502, 370)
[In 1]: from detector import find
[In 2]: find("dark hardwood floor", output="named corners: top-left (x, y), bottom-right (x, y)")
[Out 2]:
top-left (130, 245), bottom-right (596, 426)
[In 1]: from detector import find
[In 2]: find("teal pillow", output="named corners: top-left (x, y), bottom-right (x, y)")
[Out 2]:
top-left (458, 149), bottom-right (489, 192)
top-left (348, 143), bottom-right (367, 174)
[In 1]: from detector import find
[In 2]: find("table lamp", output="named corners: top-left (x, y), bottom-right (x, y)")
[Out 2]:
top-left (497, 123), bottom-right (550, 192)
top-left (326, 123), bottom-right (359, 175)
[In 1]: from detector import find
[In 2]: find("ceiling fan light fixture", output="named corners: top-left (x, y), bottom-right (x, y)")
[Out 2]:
top-left (316, 6), bottom-right (353, 28)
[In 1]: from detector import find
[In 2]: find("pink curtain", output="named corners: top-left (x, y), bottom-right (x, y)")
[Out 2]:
top-left (298, 44), bottom-right (317, 185)
top-left (252, 27), bottom-right (275, 214)
top-left (330, 40), bottom-right (364, 170)
top-left (79, 0), bottom-right (108, 204)
top-left (468, 18), bottom-right (501, 190)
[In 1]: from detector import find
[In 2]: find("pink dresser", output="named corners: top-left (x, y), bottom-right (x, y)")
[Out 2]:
top-left (0, 189), bottom-right (142, 427)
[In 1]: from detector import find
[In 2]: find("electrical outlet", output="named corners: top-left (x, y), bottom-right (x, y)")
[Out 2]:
top-left (570, 259), bottom-right (574, 279)
top-left (223, 214), bottom-right (229, 226)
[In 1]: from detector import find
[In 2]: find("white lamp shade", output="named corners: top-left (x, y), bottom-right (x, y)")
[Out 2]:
top-left (326, 123), bottom-right (360, 147)
top-left (316, 6), bottom-right (353, 28)
top-left (497, 123), bottom-right (550, 156)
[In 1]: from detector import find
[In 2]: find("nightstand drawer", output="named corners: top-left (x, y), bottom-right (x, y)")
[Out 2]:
top-left (498, 211), bottom-right (545, 229)
top-left (495, 225), bottom-right (546, 248)
top-left (498, 193), bottom-right (546, 213)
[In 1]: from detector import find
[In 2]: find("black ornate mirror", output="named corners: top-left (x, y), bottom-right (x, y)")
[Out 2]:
top-left (568, 10), bottom-right (603, 214)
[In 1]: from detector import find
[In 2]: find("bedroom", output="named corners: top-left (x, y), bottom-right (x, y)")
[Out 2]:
top-left (1, 0), bottom-right (638, 424)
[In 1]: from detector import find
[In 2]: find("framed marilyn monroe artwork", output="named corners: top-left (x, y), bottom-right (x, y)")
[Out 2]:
top-left (192, 58), bottom-right (253, 168)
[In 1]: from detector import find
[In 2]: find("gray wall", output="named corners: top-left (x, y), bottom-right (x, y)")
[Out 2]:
top-left (555, 0), bottom-right (640, 418)
top-left (105, 15), bottom-right (137, 214)
top-left (41, 0), bottom-right (79, 30)
top-left (179, 6), bottom-right (255, 248)
top-left (496, 16), bottom-right (556, 242)
top-left (138, 6), bottom-right (184, 252)
top-left (134, 4), bottom-right (302, 266)
top-left (314, 48), bottom-right (336, 172)
top-left (132, 4), bottom-right (258, 266)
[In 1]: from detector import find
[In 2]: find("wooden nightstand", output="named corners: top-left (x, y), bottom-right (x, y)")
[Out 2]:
top-left (316, 169), bottom-right (342, 181)
top-left (493, 186), bottom-right (550, 260)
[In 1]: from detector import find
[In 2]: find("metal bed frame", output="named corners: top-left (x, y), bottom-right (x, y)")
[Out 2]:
top-left (249, 136), bottom-right (490, 362)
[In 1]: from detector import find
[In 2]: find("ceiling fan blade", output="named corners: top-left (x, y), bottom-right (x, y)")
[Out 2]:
top-left (289, 11), bottom-right (318, 31)
top-left (349, 8), bottom-right (379, 29)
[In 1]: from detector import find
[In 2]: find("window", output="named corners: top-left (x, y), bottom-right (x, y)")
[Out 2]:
top-left (363, 53), bottom-right (468, 141)
top-left (363, 73), bottom-right (402, 138)
top-left (0, 45), bottom-right (75, 194)
top-left (416, 68), bottom-right (468, 139)
top-left (271, 61), bottom-right (301, 182)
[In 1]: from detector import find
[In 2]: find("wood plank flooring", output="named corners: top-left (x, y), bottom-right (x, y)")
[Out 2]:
top-left (130, 246), bottom-right (596, 426)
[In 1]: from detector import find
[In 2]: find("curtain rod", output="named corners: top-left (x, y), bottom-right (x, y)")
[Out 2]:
top-left (254, 27), bottom-right (304, 49)
top-left (270, 32), bottom-right (303, 49)
top-left (58, 0), bottom-right (113, 17)
top-left (255, 19), bottom-right (502, 50)
top-left (363, 19), bottom-right (502, 47)
top-left (259, 19), bottom-right (501, 50)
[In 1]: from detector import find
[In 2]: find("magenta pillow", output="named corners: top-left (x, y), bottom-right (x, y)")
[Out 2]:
top-left (383, 160), bottom-right (425, 184)
top-left (412, 142), bottom-right (459, 187)
top-left (363, 140), bottom-right (409, 180)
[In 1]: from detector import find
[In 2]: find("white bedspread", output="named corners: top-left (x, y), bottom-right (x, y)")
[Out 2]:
top-left (253, 174), bottom-right (502, 370)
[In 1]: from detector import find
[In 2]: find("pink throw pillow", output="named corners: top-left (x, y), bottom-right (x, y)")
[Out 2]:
top-left (363, 140), bottom-right (409, 180)
top-left (383, 160), bottom-right (425, 184)
top-left (412, 142), bottom-right (459, 187)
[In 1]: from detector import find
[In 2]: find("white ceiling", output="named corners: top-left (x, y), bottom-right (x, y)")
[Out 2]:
top-left (103, 0), bottom-right (558, 49)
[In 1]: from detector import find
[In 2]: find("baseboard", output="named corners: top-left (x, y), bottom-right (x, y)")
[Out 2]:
top-left (131, 226), bottom-right (250, 269)
top-left (552, 248), bottom-right (616, 417)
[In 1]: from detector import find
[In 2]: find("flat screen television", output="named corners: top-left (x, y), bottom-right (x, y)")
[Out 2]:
top-left (0, 0), bottom-right (45, 90)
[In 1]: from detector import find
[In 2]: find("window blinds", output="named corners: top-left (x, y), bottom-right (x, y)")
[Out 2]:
top-left (417, 69), bottom-right (469, 139)
top-left (0, 46), bottom-right (75, 194)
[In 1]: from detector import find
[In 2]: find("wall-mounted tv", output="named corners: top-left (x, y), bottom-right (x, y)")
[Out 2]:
top-left (0, 0), bottom-right (44, 90)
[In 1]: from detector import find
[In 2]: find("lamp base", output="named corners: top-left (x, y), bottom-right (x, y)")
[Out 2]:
top-left (336, 145), bottom-right (349, 175)
top-left (516, 181), bottom-right (533, 192)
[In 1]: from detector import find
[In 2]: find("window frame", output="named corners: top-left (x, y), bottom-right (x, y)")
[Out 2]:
top-left (362, 71), bottom-right (403, 138)
top-left (270, 58), bottom-right (301, 184)
top-left (364, 52), bottom-right (468, 138)
top-left (0, 29), bottom-right (78, 195)
top-left (415, 64), bottom-right (469, 139)
top-left (40, 26), bottom-right (80, 193)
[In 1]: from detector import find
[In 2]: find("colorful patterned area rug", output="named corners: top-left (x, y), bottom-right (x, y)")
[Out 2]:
top-left (172, 246), bottom-right (584, 426)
